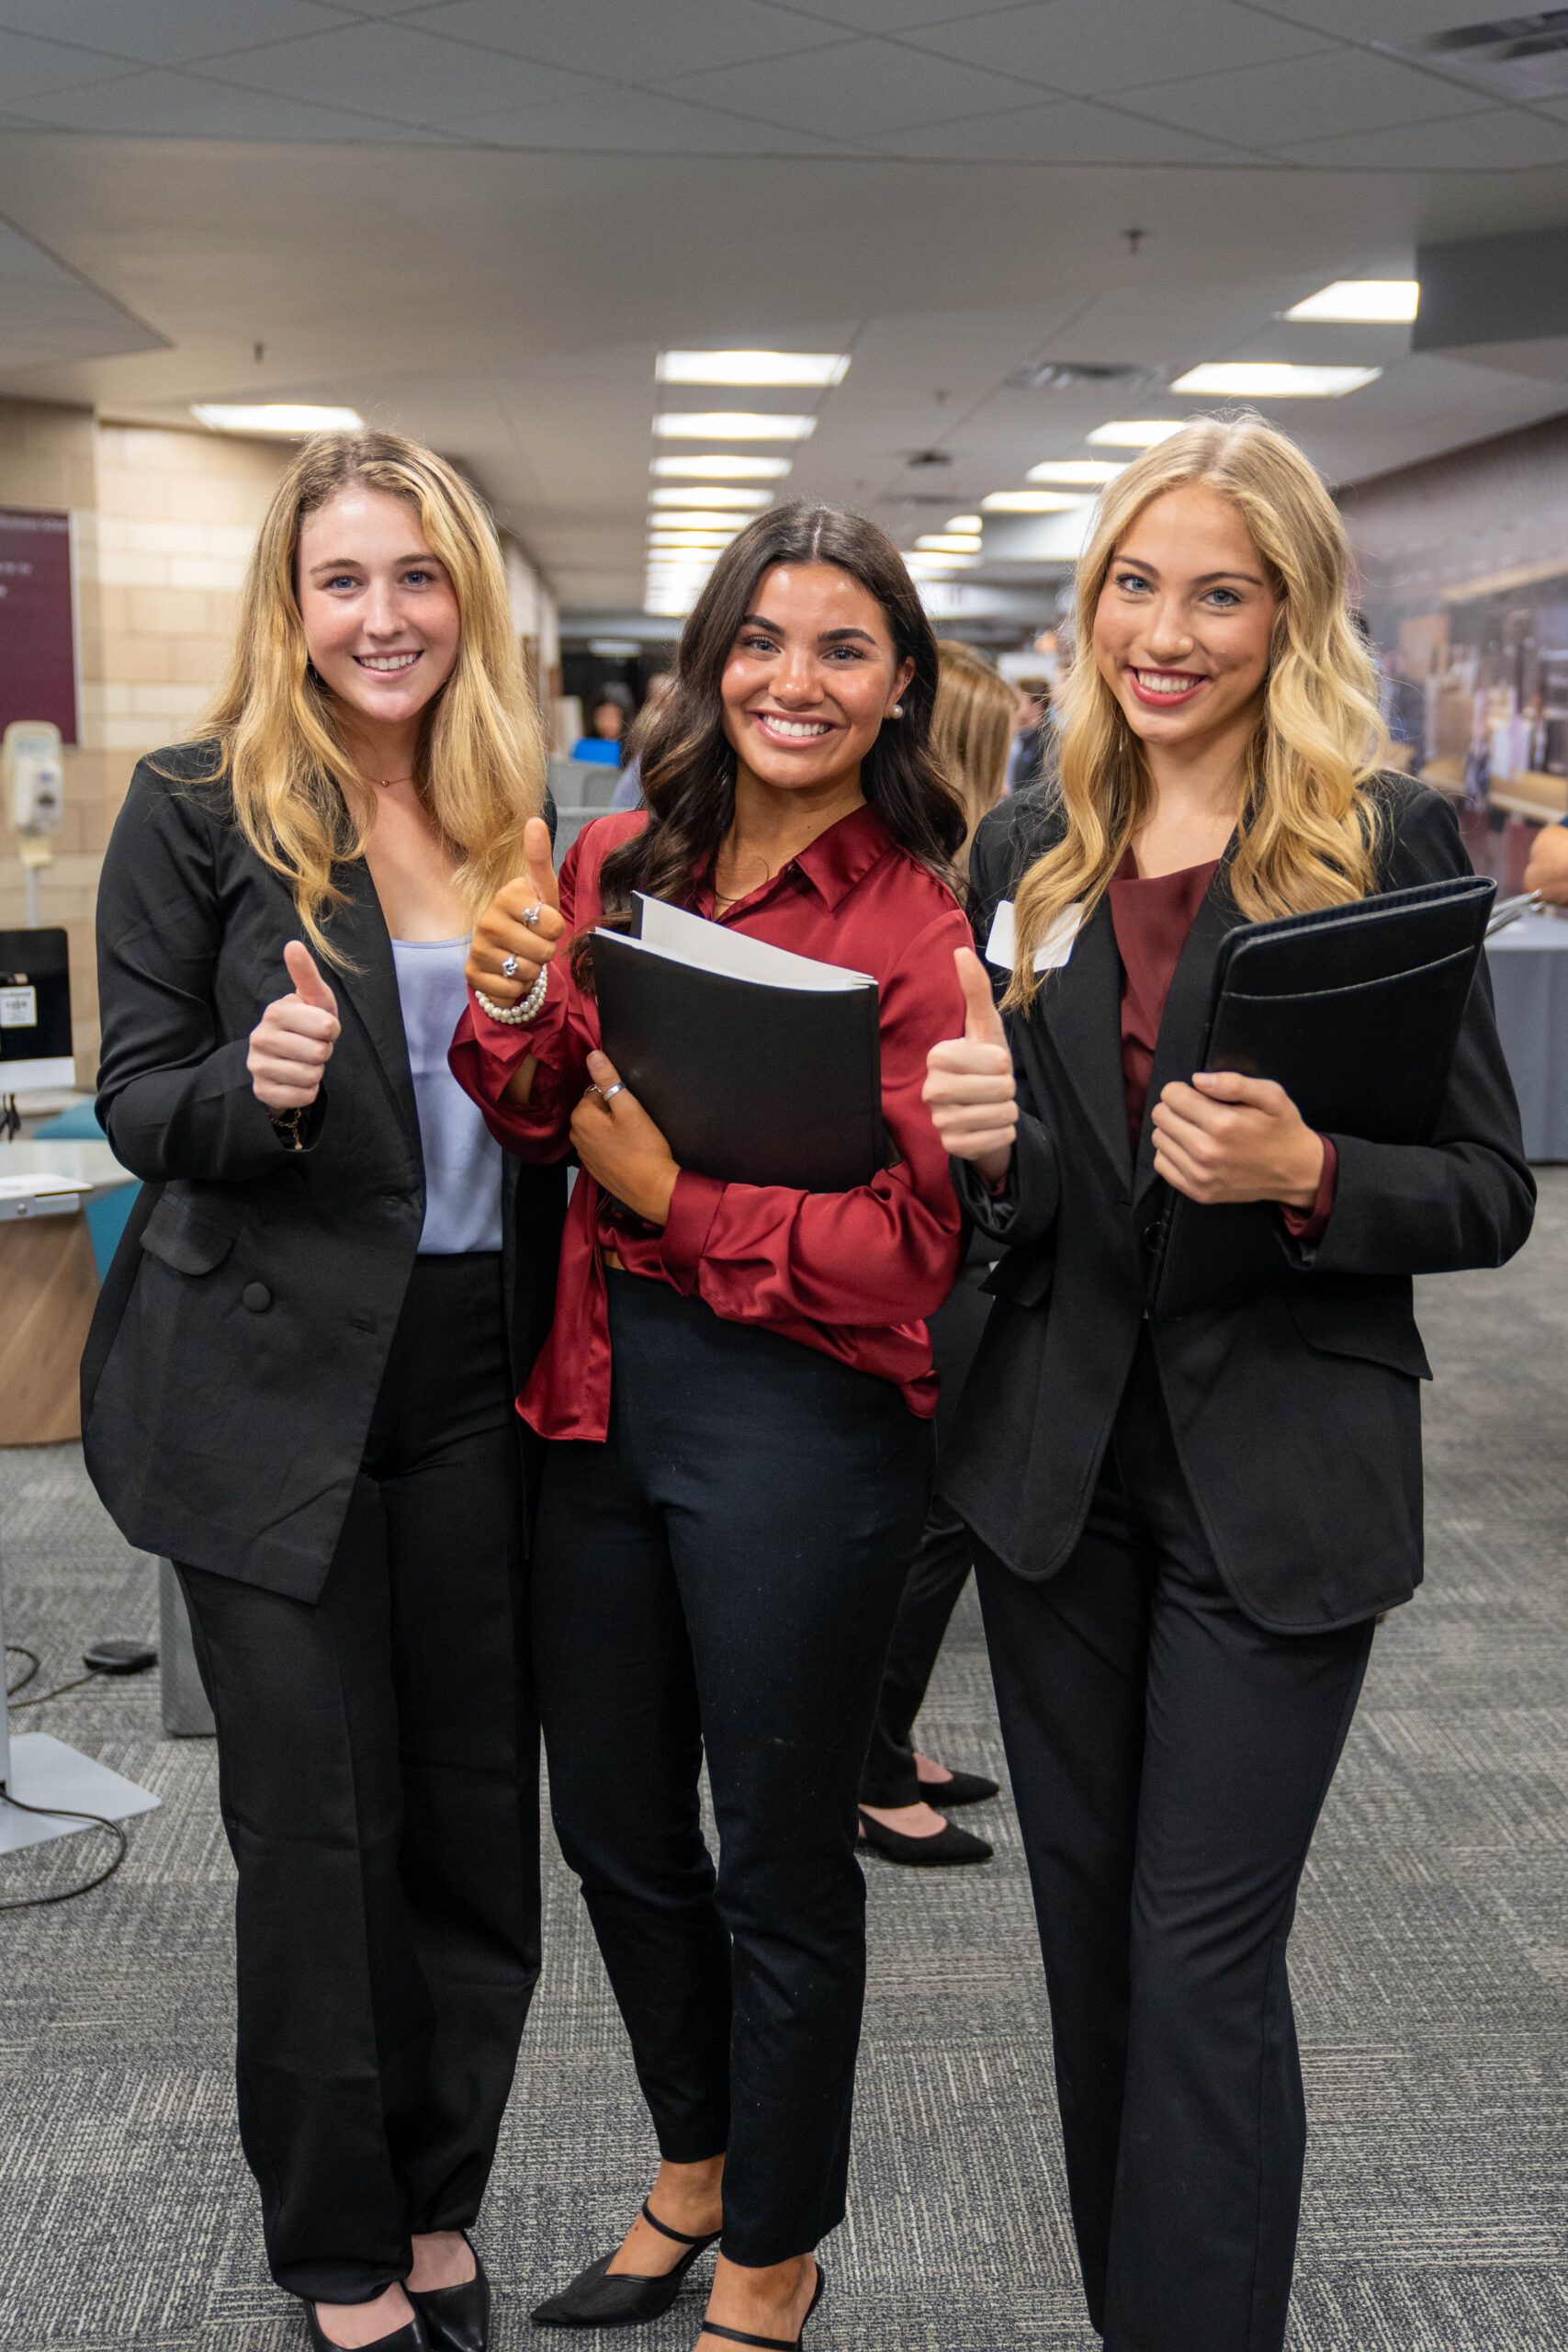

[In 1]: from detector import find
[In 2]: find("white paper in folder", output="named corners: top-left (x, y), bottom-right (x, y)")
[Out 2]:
top-left (631, 893), bottom-right (874, 991)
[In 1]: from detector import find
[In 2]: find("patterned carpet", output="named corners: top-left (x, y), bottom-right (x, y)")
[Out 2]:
top-left (3, 1173), bottom-right (1567, 2349)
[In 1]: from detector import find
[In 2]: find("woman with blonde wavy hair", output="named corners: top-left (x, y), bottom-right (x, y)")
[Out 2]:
top-left (85, 430), bottom-right (566, 2352)
top-left (922, 413), bottom-right (1532, 2350)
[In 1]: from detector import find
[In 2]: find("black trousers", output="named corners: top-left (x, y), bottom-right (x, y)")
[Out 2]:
top-left (860, 1261), bottom-right (990, 1808)
top-left (179, 1253), bottom-right (540, 2306)
top-left (972, 1338), bottom-right (1375, 2352)
top-left (533, 1272), bottom-right (933, 2267)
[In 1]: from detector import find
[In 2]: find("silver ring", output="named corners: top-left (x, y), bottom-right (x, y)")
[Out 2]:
top-left (602, 1081), bottom-right (625, 1100)
top-left (522, 904), bottom-right (544, 929)
top-left (500, 953), bottom-right (519, 978)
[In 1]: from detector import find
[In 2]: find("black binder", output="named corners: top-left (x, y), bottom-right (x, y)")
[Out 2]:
top-left (590, 898), bottom-right (885, 1193)
top-left (1147, 873), bottom-right (1495, 1317)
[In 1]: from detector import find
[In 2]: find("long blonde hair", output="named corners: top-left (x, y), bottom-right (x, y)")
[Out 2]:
top-left (197, 430), bottom-right (547, 963)
top-left (1007, 413), bottom-right (1386, 1010)
top-left (932, 639), bottom-right (1015, 868)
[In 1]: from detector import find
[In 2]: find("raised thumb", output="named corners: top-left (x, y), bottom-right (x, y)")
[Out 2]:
top-left (284, 938), bottom-right (336, 1012)
top-left (955, 945), bottom-right (1004, 1043)
top-left (523, 815), bottom-right (560, 911)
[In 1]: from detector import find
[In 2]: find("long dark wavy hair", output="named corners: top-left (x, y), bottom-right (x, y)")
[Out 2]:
top-left (581, 503), bottom-right (965, 974)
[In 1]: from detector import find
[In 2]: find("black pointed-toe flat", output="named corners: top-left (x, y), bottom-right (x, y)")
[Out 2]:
top-left (530, 2201), bottom-right (719, 2329)
top-left (915, 1766), bottom-right (999, 1807)
top-left (857, 1807), bottom-right (992, 1866)
top-left (305, 2301), bottom-right (429, 2352)
top-left (409, 2234), bottom-right (491, 2352)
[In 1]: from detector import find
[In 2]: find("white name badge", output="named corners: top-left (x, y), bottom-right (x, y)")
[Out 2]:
top-left (984, 898), bottom-right (1083, 974)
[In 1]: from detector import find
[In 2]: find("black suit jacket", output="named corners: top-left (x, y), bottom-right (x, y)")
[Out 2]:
top-left (943, 775), bottom-right (1535, 1633)
top-left (81, 743), bottom-right (567, 1602)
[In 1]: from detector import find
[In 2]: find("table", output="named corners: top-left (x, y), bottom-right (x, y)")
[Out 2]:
top-left (1485, 912), bottom-right (1568, 1162)
top-left (0, 1139), bottom-right (136, 1443)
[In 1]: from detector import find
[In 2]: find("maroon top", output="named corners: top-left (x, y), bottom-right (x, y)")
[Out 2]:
top-left (1106, 850), bottom-right (1336, 1238)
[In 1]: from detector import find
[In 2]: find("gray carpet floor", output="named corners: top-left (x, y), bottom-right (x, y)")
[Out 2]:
top-left (4, 1174), bottom-right (1568, 2349)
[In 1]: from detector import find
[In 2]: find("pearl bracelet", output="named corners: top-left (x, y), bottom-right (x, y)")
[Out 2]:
top-left (474, 965), bottom-right (548, 1025)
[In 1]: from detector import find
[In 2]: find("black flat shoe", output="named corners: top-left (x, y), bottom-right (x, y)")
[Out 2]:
top-left (858, 1807), bottom-right (992, 1866)
top-left (409, 2234), bottom-right (490, 2352)
top-left (915, 1766), bottom-right (999, 1807)
top-left (305, 2301), bottom-right (429, 2351)
top-left (530, 2200), bottom-right (719, 2328)
top-left (699, 2262), bottom-right (825, 2349)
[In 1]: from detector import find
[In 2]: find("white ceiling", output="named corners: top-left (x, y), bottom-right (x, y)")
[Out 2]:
top-left (2, 0), bottom-right (1568, 625)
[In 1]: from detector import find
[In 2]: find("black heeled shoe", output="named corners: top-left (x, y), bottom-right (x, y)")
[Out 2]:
top-left (858, 1807), bottom-right (992, 1866)
top-left (699, 2262), bottom-right (825, 2349)
top-left (530, 2200), bottom-right (720, 2328)
top-left (915, 1766), bottom-right (999, 1807)
top-left (304, 2300), bottom-right (429, 2351)
top-left (408, 2233), bottom-right (490, 2352)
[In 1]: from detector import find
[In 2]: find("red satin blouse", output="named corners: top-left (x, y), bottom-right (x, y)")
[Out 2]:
top-left (449, 805), bottom-right (971, 1442)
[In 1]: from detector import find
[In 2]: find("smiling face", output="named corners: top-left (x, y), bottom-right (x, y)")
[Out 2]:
top-left (296, 487), bottom-right (460, 753)
top-left (1092, 483), bottom-right (1280, 756)
top-left (719, 560), bottom-right (915, 797)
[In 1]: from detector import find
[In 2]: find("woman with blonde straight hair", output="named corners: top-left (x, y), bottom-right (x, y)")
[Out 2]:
top-left (922, 413), bottom-right (1532, 2349)
top-left (930, 638), bottom-right (1016, 864)
top-left (85, 430), bottom-right (564, 2352)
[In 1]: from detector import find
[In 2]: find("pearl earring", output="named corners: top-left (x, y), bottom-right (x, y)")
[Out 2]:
top-left (891, 703), bottom-right (904, 718)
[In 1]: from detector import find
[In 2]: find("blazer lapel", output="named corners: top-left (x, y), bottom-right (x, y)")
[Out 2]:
top-left (1133, 857), bottom-right (1240, 1211)
top-left (1036, 895), bottom-right (1133, 1195)
top-left (324, 858), bottom-right (421, 1159)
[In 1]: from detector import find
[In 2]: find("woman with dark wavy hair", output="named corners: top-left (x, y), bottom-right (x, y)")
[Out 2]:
top-left (451, 503), bottom-right (970, 2351)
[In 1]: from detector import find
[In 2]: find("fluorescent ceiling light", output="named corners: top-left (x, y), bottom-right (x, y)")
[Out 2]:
top-left (916, 534), bottom-right (982, 553)
top-left (946, 514), bottom-right (982, 531)
top-left (1026, 460), bottom-right (1125, 485)
top-left (589, 639), bottom-right (641, 657)
top-left (655, 413), bottom-right (816, 440)
top-left (658, 350), bottom-right (848, 387)
top-left (649, 486), bottom-right (770, 509)
top-left (1169, 362), bottom-right (1381, 397)
top-left (1087, 421), bottom-right (1186, 448)
top-left (648, 537), bottom-right (736, 551)
top-left (653, 454), bottom-right (793, 479)
top-left (981, 490), bottom-right (1092, 513)
top-left (1283, 280), bottom-right (1418, 323)
top-left (192, 402), bottom-right (364, 435)
top-left (646, 511), bottom-right (749, 531)
top-left (904, 552), bottom-right (981, 571)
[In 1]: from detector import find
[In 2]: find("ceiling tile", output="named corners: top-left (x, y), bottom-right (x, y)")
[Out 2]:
top-left (1257, 0), bottom-right (1508, 36)
top-left (1115, 48), bottom-right (1492, 145)
top-left (209, 20), bottom-right (600, 121)
top-left (1273, 105), bottom-right (1568, 171)
top-left (904, 0), bottom-right (1333, 96)
top-left (874, 96), bottom-right (1250, 163)
top-left (449, 85), bottom-right (852, 153)
top-left (399, 0), bottom-right (844, 84)
top-left (657, 36), bottom-right (1035, 137)
top-left (0, 23), bottom-right (158, 94)
top-left (0, 2), bottom-right (353, 63)
top-left (779, 0), bottom-right (1024, 26)
top-left (6, 65), bottom-right (457, 138)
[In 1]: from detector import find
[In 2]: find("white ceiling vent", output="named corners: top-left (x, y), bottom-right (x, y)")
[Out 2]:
top-left (1382, 11), bottom-right (1568, 101)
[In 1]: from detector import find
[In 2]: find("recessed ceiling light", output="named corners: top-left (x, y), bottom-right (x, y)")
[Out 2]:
top-left (646, 511), bottom-right (749, 532)
top-left (945, 514), bottom-right (983, 532)
top-left (652, 454), bottom-right (793, 479)
top-left (1282, 280), bottom-right (1418, 323)
top-left (589, 639), bottom-right (642, 657)
top-left (1087, 421), bottom-right (1186, 448)
top-left (648, 535), bottom-right (738, 550)
top-left (649, 486), bottom-right (770, 509)
top-left (658, 350), bottom-right (848, 387)
top-left (654, 413), bottom-right (817, 440)
top-left (1168, 362), bottom-right (1381, 397)
top-left (916, 534), bottom-right (982, 553)
top-left (191, 402), bottom-right (364, 435)
top-left (904, 551), bottom-right (981, 571)
top-left (1025, 460), bottom-right (1125, 485)
top-left (981, 490), bottom-right (1092, 512)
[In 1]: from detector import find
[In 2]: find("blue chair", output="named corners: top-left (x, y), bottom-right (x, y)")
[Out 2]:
top-left (32, 1101), bottom-right (139, 1280)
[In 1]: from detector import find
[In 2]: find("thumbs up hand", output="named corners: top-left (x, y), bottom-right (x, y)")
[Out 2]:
top-left (466, 816), bottom-right (566, 1007)
top-left (921, 945), bottom-right (1017, 1184)
top-left (248, 941), bottom-right (342, 1109)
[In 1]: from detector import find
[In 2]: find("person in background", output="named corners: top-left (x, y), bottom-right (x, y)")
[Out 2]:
top-left (611, 669), bottom-right (676, 810)
top-left (1006, 674), bottom-right (1051, 791)
top-left (1524, 814), bottom-right (1568, 901)
top-left (924, 413), bottom-right (1532, 2352)
top-left (571, 679), bottom-right (636, 763)
top-left (857, 640), bottom-right (1016, 1866)
top-left (83, 431), bottom-right (565, 2352)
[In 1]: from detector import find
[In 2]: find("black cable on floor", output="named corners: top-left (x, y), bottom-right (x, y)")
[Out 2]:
top-left (11, 1668), bottom-right (103, 1710)
top-left (5, 1643), bottom-right (39, 1698)
top-left (0, 1792), bottom-right (129, 1912)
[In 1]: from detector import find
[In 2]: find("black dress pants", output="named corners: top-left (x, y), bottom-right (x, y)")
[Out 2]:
top-left (179, 1253), bottom-right (539, 2306)
top-left (860, 1260), bottom-right (990, 1808)
top-left (972, 1338), bottom-right (1375, 2352)
top-left (532, 1272), bottom-right (933, 2267)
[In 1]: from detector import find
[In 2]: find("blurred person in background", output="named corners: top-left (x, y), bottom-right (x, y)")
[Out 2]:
top-left (857, 640), bottom-right (1016, 1866)
top-left (1524, 813), bottom-right (1568, 901)
top-left (1006, 673), bottom-right (1052, 791)
top-left (572, 679), bottom-right (636, 764)
top-left (611, 669), bottom-right (676, 810)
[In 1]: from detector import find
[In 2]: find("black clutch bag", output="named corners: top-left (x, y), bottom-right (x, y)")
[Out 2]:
top-left (1146, 873), bottom-right (1495, 1317)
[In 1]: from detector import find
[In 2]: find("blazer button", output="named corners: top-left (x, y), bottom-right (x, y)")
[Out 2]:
top-left (242, 1282), bottom-right (272, 1314)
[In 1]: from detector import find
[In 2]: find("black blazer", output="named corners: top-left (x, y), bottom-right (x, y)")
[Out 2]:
top-left (943, 775), bottom-right (1535, 1634)
top-left (81, 743), bottom-right (568, 1603)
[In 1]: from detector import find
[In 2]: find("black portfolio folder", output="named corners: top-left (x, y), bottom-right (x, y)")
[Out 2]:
top-left (1147, 873), bottom-right (1495, 1317)
top-left (591, 897), bottom-right (885, 1193)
